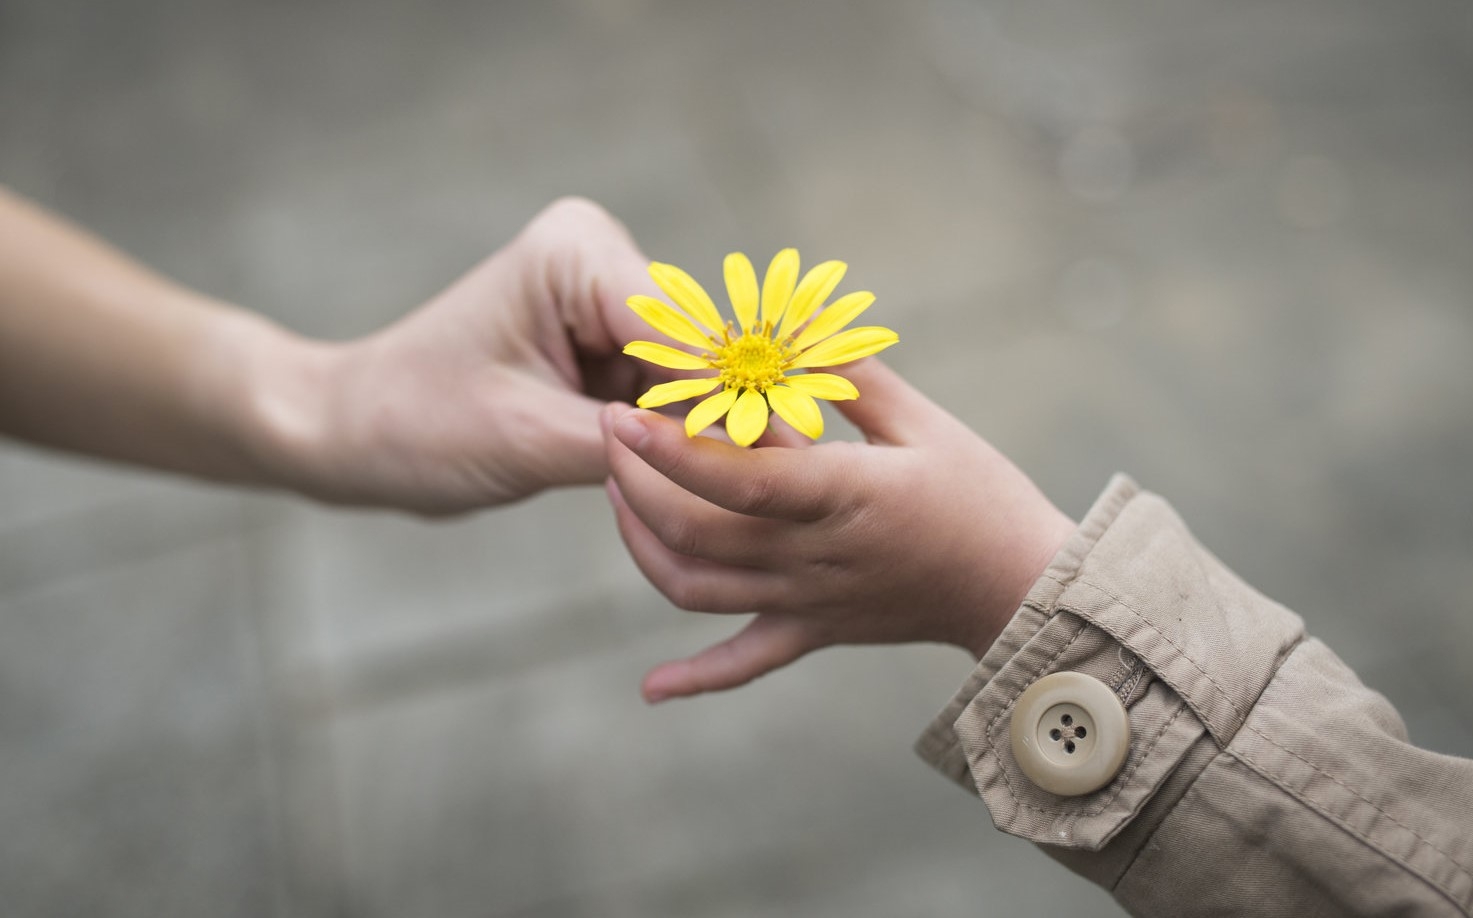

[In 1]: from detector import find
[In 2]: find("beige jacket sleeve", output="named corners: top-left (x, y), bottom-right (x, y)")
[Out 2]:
top-left (916, 475), bottom-right (1473, 916)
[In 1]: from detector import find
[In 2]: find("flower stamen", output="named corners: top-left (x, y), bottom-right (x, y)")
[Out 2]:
top-left (623, 249), bottom-right (898, 446)
top-left (712, 331), bottom-right (791, 392)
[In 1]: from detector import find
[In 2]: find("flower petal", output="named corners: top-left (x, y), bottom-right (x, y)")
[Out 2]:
top-left (648, 262), bottom-right (725, 333)
top-left (782, 372), bottom-right (859, 401)
top-left (766, 385), bottom-right (824, 440)
top-left (623, 340), bottom-right (712, 370)
top-left (723, 252), bottom-right (760, 333)
top-left (791, 291), bottom-right (875, 352)
top-left (627, 295), bottom-right (716, 349)
top-left (760, 248), bottom-right (799, 328)
top-left (725, 388), bottom-right (769, 447)
top-left (788, 326), bottom-right (899, 369)
top-left (777, 260), bottom-right (846, 340)
top-left (684, 386), bottom-right (740, 437)
top-left (636, 376), bottom-right (721, 409)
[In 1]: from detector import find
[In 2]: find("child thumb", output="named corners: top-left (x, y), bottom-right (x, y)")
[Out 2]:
top-left (822, 358), bottom-right (940, 446)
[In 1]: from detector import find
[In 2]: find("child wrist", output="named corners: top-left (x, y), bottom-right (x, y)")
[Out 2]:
top-left (964, 506), bottom-right (1077, 659)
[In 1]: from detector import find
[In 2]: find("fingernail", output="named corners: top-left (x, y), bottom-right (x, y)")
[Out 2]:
top-left (642, 674), bottom-right (670, 704)
top-left (613, 410), bottom-right (651, 451)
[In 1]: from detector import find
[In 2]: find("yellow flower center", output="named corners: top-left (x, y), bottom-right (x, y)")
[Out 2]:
top-left (712, 327), bottom-right (791, 392)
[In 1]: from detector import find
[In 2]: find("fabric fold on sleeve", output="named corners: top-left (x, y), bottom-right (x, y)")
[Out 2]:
top-left (915, 474), bottom-right (1305, 851)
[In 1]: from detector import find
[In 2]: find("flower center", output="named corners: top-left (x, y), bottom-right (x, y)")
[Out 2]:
top-left (712, 330), bottom-right (790, 392)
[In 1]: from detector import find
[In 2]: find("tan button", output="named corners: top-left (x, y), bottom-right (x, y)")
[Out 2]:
top-left (1009, 671), bottom-right (1130, 796)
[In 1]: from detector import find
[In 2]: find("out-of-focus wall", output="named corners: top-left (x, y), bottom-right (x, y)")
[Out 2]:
top-left (2, 1), bottom-right (1471, 914)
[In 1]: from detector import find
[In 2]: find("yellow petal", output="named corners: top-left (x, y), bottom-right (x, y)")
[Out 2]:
top-left (789, 326), bottom-right (899, 369)
top-left (725, 388), bottom-right (769, 447)
top-left (782, 372), bottom-right (859, 401)
top-left (649, 262), bottom-right (724, 333)
top-left (791, 291), bottom-right (875, 352)
top-left (684, 386), bottom-right (740, 437)
top-left (623, 341), bottom-right (712, 371)
top-left (777, 260), bottom-right (846, 340)
top-left (627, 295), bottom-right (716, 349)
top-left (760, 248), bottom-right (799, 328)
top-left (723, 252), bottom-right (760, 333)
top-left (636, 376), bottom-right (721, 409)
top-left (766, 385), bottom-right (824, 440)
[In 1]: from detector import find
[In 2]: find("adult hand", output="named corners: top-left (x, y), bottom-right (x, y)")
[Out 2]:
top-left (2, 191), bottom-right (660, 513)
top-left (256, 197), bottom-right (662, 513)
top-left (601, 359), bottom-right (1077, 701)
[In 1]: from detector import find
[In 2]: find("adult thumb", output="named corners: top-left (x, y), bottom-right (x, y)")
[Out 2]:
top-left (514, 384), bottom-right (610, 492)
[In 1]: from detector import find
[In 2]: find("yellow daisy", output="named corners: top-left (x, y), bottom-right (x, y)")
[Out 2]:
top-left (623, 249), bottom-right (898, 447)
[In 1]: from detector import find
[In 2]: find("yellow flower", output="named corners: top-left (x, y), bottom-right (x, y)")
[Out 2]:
top-left (623, 249), bottom-right (898, 447)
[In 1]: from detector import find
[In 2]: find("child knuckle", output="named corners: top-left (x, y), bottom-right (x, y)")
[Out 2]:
top-left (665, 578), bottom-right (709, 612)
top-left (738, 473), bottom-right (781, 515)
top-left (661, 516), bottom-right (703, 557)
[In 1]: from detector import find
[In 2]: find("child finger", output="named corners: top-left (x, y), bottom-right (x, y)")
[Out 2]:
top-left (752, 413), bottom-right (815, 449)
top-left (822, 358), bottom-right (943, 445)
top-left (607, 479), bottom-right (787, 613)
top-left (607, 438), bottom-right (794, 567)
top-left (609, 408), bottom-right (838, 520)
top-left (641, 614), bottom-right (820, 703)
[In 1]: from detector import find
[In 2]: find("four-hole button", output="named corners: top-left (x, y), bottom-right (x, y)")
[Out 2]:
top-left (1009, 671), bottom-right (1130, 796)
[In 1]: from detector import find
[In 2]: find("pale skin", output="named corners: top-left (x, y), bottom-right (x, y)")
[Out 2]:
top-left (0, 189), bottom-right (662, 512)
top-left (601, 359), bottom-right (1078, 703)
top-left (0, 183), bottom-right (1074, 697)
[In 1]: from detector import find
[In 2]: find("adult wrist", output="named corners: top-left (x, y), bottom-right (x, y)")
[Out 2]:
top-left (202, 305), bottom-right (343, 496)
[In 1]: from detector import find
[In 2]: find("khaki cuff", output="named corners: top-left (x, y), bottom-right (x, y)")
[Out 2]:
top-left (914, 474), bottom-right (1305, 851)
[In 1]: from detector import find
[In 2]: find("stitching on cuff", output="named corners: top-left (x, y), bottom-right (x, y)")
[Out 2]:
top-left (967, 614), bottom-right (1194, 820)
top-left (1102, 644), bottom-right (1136, 689)
top-left (988, 686), bottom-right (1192, 820)
top-left (1058, 575), bottom-right (1249, 727)
top-left (1239, 723), bottom-right (1473, 896)
top-left (1116, 659), bottom-right (1147, 705)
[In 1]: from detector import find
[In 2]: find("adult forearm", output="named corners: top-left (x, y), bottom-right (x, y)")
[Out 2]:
top-left (0, 187), bottom-right (329, 487)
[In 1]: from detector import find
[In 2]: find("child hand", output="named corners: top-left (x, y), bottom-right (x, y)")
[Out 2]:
top-left (602, 359), bottom-right (1077, 702)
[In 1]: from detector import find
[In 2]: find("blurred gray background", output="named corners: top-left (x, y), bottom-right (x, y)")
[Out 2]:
top-left (3, 0), bottom-right (1472, 915)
